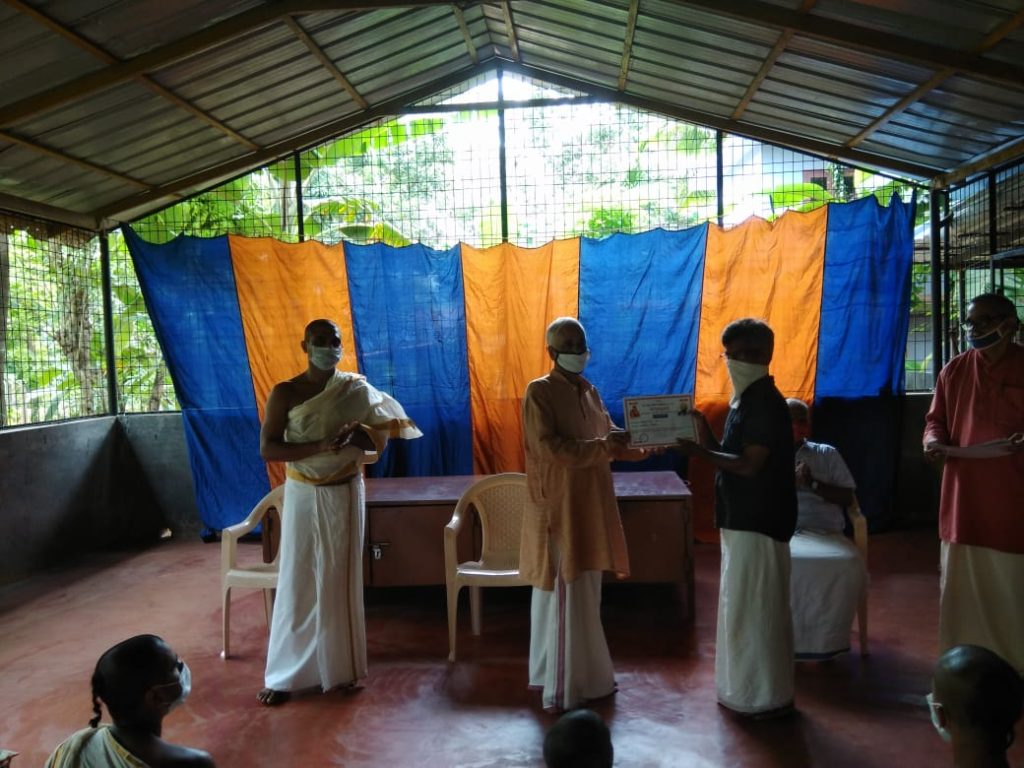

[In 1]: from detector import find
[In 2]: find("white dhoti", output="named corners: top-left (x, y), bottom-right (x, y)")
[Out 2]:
top-left (264, 476), bottom-right (367, 691)
top-left (940, 540), bottom-right (1024, 674)
top-left (716, 529), bottom-right (794, 713)
top-left (789, 532), bottom-right (866, 659)
top-left (262, 370), bottom-right (420, 692)
top-left (529, 568), bottom-right (615, 712)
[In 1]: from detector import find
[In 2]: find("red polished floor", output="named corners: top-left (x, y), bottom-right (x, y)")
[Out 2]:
top-left (2, 529), bottom-right (1020, 767)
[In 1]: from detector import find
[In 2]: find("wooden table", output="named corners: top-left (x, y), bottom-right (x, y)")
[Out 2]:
top-left (364, 471), bottom-right (694, 620)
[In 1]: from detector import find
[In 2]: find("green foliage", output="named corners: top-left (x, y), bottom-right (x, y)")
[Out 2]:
top-left (1, 227), bottom-right (107, 425)
top-left (639, 123), bottom-right (716, 153)
top-left (767, 183), bottom-right (834, 216)
top-left (584, 208), bottom-right (635, 238)
top-left (305, 199), bottom-right (411, 246)
top-left (2, 86), bottom-right (946, 428)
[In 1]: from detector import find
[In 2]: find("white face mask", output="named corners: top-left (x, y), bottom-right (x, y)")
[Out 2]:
top-left (726, 358), bottom-right (769, 406)
top-left (154, 661), bottom-right (191, 714)
top-left (926, 693), bottom-right (952, 743)
top-left (557, 350), bottom-right (590, 374)
top-left (309, 344), bottom-right (342, 371)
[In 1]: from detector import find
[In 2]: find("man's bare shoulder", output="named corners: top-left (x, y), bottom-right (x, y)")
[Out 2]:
top-left (153, 743), bottom-right (216, 768)
top-left (268, 376), bottom-right (310, 407)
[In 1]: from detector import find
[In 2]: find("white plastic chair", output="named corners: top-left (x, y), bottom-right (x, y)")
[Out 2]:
top-left (220, 484), bottom-right (284, 659)
top-left (444, 473), bottom-right (529, 662)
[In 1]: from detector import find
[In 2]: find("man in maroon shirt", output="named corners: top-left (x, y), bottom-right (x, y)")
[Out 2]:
top-left (924, 293), bottom-right (1024, 673)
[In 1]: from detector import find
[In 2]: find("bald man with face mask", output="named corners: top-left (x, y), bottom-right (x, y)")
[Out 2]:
top-left (519, 317), bottom-right (649, 713)
top-left (257, 319), bottom-right (422, 706)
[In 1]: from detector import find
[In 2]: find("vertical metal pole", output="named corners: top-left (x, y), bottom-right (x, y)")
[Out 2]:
top-left (294, 150), bottom-right (305, 242)
top-left (716, 129), bottom-right (724, 227)
top-left (941, 192), bottom-right (952, 362)
top-left (988, 170), bottom-right (997, 290)
top-left (956, 204), bottom-right (966, 357)
top-left (497, 64), bottom-right (509, 243)
top-left (100, 231), bottom-right (118, 414)
top-left (929, 190), bottom-right (943, 384)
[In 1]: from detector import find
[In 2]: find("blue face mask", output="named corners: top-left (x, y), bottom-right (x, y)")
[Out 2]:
top-left (967, 327), bottom-right (1002, 350)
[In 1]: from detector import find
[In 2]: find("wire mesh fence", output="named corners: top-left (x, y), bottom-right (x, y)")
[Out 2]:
top-left (943, 162), bottom-right (1024, 357)
top-left (3, 70), bottom-right (954, 427)
top-left (0, 212), bottom-right (106, 426)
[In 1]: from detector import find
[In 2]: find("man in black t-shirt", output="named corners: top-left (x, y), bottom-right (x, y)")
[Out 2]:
top-left (676, 318), bottom-right (797, 718)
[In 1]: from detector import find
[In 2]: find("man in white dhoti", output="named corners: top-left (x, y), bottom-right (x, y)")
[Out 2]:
top-left (675, 318), bottom-right (797, 718)
top-left (923, 293), bottom-right (1024, 674)
top-left (520, 317), bottom-right (647, 713)
top-left (46, 634), bottom-right (214, 767)
top-left (257, 319), bottom-right (421, 706)
top-left (786, 398), bottom-right (865, 660)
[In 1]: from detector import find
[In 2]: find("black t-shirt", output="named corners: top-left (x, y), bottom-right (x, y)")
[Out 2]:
top-left (714, 375), bottom-right (797, 542)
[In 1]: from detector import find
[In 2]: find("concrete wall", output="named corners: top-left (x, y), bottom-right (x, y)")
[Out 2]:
top-left (119, 413), bottom-right (200, 538)
top-left (0, 398), bottom-right (943, 586)
top-left (0, 415), bottom-right (187, 586)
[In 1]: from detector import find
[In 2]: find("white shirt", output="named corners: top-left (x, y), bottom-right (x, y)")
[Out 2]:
top-left (794, 440), bottom-right (856, 533)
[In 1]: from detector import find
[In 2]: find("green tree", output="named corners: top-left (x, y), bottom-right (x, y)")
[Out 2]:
top-left (584, 208), bottom-right (634, 237)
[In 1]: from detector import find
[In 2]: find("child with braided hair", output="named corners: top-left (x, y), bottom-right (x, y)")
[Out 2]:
top-left (45, 635), bottom-right (214, 768)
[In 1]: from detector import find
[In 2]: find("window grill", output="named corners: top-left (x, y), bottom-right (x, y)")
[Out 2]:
top-left (3, 70), bottom-right (944, 427)
top-left (0, 212), bottom-right (106, 426)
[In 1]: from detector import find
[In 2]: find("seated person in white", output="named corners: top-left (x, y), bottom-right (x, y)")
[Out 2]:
top-left (787, 399), bottom-right (866, 660)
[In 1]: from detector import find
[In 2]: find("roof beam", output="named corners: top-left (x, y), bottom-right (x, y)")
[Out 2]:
top-left (0, 192), bottom-right (101, 231)
top-left (503, 60), bottom-right (938, 181)
top-left (617, 0), bottom-right (640, 91)
top-left (933, 135), bottom-right (1024, 190)
top-left (95, 55), bottom-right (941, 223)
top-left (5, 0), bottom-right (258, 149)
top-left (847, 8), bottom-right (1024, 148)
top-left (0, 129), bottom-right (149, 187)
top-left (845, 71), bottom-right (950, 149)
top-left (93, 61), bottom-right (489, 223)
top-left (501, 1), bottom-right (521, 62)
top-left (673, 0), bottom-right (1024, 86)
top-left (731, 0), bottom-right (814, 120)
top-left (731, 30), bottom-right (792, 120)
top-left (285, 16), bottom-right (369, 109)
top-left (0, 0), bottom-right (455, 129)
top-left (453, 5), bottom-right (479, 65)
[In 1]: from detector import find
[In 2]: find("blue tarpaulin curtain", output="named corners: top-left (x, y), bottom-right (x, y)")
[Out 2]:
top-left (124, 194), bottom-right (915, 534)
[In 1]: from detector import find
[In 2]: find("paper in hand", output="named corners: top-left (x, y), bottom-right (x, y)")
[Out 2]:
top-left (931, 438), bottom-right (1016, 459)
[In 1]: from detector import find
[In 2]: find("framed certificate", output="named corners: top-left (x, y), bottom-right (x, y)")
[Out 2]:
top-left (623, 394), bottom-right (697, 447)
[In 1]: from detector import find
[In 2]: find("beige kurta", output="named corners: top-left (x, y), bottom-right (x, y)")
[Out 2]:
top-left (519, 368), bottom-right (630, 590)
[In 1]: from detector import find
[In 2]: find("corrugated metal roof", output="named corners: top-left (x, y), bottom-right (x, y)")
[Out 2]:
top-left (0, 0), bottom-right (1022, 229)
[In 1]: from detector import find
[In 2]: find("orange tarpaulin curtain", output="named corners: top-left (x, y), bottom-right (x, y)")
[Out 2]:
top-left (229, 236), bottom-right (358, 487)
top-left (462, 239), bottom-right (580, 474)
top-left (690, 209), bottom-right (827, 537)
